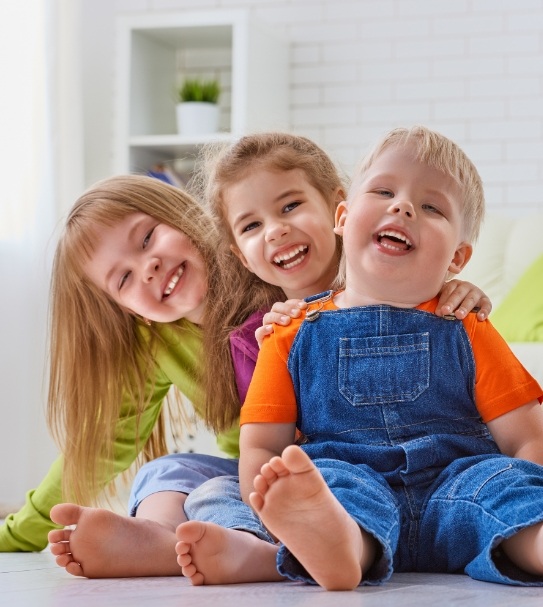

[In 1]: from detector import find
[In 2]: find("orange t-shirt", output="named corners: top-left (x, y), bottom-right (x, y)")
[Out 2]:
top-left (240, 296), bottom-right (543, 426)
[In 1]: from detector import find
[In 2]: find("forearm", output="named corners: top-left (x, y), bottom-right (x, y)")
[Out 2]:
top-left (239, 422), bottom-right (296, 503)
top-left (510, 441), bottom-right (543, 466)
top-left (239, 446), bottom-right (280, 503)
top-left (488, 401), bottom-right (543, 466)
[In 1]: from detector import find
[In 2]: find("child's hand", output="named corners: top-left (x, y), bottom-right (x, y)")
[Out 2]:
top-left (437, 279), bottom-right (491, 321)
top-left (255, 299), bottom-right (308, 348)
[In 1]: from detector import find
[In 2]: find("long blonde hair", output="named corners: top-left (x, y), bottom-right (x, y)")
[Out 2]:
top-left (190, 132), bottom-right (348, 427)
top-left (48, 175), bottom-right (218, 504)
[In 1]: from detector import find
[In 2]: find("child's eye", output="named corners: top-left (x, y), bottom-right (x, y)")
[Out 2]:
top-left (241, 221), bottom-right (261, 234)
top-left (143, 227), bottom-right (155, 248)
top-left (375, 189), bottom-right (394, 198)
top-left (283, 201), bottom-right (301, 213)
top-left (119, 271), bottom-right (131, 290)
top-left (422, 204), bottom-right (441, 214)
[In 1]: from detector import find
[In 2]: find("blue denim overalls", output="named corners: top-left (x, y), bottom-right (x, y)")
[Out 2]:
top-left (186, 291), bottom-right (543, 586)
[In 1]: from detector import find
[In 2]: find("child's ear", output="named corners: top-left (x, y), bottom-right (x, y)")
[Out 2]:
top-left (230, 243), bottom-right (252, 272)
top-left (334, 201), bottom-right (348, 235)
top-left (334, 186), bottom-right (347, 205)
top-left (448, 242), bottom-right (472, 275)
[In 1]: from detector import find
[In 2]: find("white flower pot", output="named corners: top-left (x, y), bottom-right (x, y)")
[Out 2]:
top-left (176, 102), bottom-right (219, 136)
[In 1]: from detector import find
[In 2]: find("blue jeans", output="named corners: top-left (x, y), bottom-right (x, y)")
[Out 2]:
top-left (186, 455), bottom-right (543, 586)
top-left (185, 475), bottom-right (275, 543)
top-left (128, 453), bottom-right (239, 516)
top-left (186, 296), bottom-right (543, 586)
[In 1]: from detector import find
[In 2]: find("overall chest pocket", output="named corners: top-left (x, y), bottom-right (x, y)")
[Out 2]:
top-left (339, 332), bottom-right (430, 406)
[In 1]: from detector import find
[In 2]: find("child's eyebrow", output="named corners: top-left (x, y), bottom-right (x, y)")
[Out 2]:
top-left (104, 264), bottom-right (119, 292)
top-left (127, 218), bottom-right (145, 242)
top-left (275, 188), bottom-right (305, 202)
top-left (362, 173), bottom-right (395, 188)
top-left (231, 189), bottom-right (307, 229)
top-left (232, 211), bottom-right (254, 228)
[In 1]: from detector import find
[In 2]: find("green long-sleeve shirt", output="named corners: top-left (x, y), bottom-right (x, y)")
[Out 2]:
top-left (0, 321), bottom-right (240, 552)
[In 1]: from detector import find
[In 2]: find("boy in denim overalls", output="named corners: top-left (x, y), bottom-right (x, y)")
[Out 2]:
top-left (177, 126), bottom-right (543, 590)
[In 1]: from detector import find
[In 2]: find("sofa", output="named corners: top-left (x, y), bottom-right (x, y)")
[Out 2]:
top-left (458, 211), bottom-right (543, 385)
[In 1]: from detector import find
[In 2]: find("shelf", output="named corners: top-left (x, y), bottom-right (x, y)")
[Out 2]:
top-left (129, 133), bottom-right (236, 158)
top-left (114, 9), bottom-right (288, 174)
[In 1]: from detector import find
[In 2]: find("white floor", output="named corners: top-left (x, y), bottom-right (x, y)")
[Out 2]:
top-left (1, 551), bottom-right (542, 607)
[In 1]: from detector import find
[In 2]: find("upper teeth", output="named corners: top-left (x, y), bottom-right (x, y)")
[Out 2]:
top-left (378, 230), bottom-right (412, 247)
top-left (164, 265), bottom-right (184, 296)
top-left (273, 245), bottom-right (307, 265)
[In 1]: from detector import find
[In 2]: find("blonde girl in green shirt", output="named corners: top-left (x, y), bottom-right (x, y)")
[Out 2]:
top-left (0, 175), bottom-right (282, 570)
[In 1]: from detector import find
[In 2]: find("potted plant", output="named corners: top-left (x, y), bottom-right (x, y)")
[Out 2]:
top-left (176, 78), bottom-right (221, 136)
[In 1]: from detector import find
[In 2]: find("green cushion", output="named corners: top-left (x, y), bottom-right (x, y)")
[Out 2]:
top-left (491, 253), bottom-right (543, 341)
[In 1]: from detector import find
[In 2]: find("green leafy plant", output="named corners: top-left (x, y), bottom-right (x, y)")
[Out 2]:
top-left (177, 78), bottom-right (221, 104)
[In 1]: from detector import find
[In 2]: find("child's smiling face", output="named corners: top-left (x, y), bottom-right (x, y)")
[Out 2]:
top-left (224, 168), bottom-right (340, 300)
top-left (84, 212), bottom-right (208, 324)
top-left (335, 144), bottom-right (472, 308)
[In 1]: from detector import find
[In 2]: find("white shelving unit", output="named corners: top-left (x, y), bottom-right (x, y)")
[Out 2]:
top-left (114, 9), bottom-right (289, 175)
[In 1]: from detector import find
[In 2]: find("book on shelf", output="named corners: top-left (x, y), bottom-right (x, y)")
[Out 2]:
top-left (146, 163), bottom-right (188, 190)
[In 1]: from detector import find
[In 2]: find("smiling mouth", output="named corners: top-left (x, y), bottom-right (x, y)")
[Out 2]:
top-left (163, 264), bottom-right (185, 298)
top-left (273, 245), bottom-right (309, 270)
top-left (377, 230), bottom-right (413, 251)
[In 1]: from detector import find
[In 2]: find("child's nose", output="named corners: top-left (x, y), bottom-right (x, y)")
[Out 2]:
top-left (265, 221), bottom-right (290, 242)
top-left (388, 199), bottom-right (415, 219)
top-left (143, 257), bottom-right (161, 282)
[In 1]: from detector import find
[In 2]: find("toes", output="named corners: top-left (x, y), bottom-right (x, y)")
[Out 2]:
top-left (252, 474), bottom-right (271, 496)
top-left (259, 463), bottom-right (279, 483)
top-left (266, 456), bottom-right (289, 477)
top-left (176, 552), bottom-right (192, 567)
top-left (188, 571), bottom-right (205, 586)
top-left (65, 561), bottom-right (85, 577)
top-left (176, 521), bottom-right (205, 544)
top-left (50, 503), bottom-right (84, 527)
top-left (48, 528), bottom-right (72, 545)
top-left (175, 540), bottom-right (190, 556)
top-left (50, 541), bottom-right (70, 556)
top-left (48, 529), bottom-right (62, 544)
top-left (55, 553), bottom-right (73, 567)
top-left (249, 491), bottom-right (265, 512)
top-left (282, 445), bottom-right (313, 473)
top-left (180, 562), bottom-right (196, 577)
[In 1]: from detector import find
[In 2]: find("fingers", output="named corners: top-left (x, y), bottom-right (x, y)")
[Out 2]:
top-left (271, 298), bottom-right (307, 313)
top-left (473, 296), bottom-right (491, 321)
top-left (255, 325), bottom-right (272, 348)
top-left (262, 300), bottom-right (307, 325)
top-left (256, 300), bottom-right (307, 347)
top-left (261, 311), bottom-right (294, 327)
top-left (437, 280), bottom-right (491, 321)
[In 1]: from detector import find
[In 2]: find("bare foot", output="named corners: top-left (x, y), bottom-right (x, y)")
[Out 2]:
top-left (48, 503), bottom-right (181, 578)
top-left (175, 520), bottom-right (283, 585)
top-left (250, 445), bottom-right (376, 590)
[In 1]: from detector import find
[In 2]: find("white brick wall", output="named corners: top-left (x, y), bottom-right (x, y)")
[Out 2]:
top-left (98, 0), bottom-right (543, 215)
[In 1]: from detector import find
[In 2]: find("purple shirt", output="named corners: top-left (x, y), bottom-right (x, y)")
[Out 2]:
top-left (229, 310), bottom-right (265, 404)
